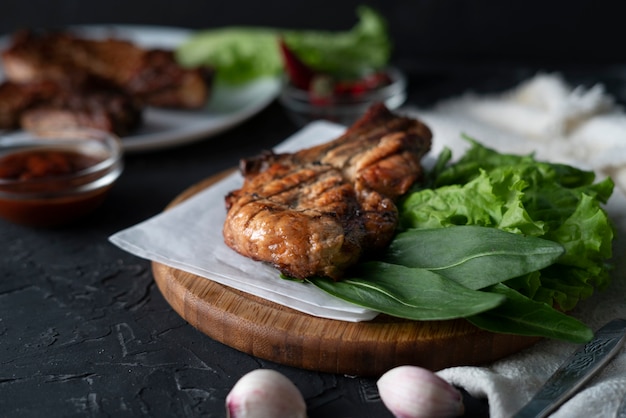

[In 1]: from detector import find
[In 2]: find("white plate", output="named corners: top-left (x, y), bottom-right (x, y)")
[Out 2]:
top-left (0, 25), bottom-right (281, 153)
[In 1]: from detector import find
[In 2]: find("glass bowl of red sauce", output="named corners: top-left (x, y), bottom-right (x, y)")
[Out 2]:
top-left (278, 66), bottom-right (407, 127)
top-left (0, 129), bottom-right (123, 226)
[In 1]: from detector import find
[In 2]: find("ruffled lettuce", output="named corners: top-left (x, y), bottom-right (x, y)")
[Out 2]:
top-left (400, 136), bottom-right (615, 311)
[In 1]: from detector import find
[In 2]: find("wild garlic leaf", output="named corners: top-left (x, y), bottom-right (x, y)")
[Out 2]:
top-left (384, 226), bottom-right (565, 290)
top-left (308, 262), bottom-right (505, 321)
top-left (466, 283), bottom-right (593, 343)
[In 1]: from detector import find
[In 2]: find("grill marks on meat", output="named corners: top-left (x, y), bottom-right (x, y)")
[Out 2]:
top-left (0, 29), bottom-right (213, 135)
top-left (223, 104), bottom-right (432, 280)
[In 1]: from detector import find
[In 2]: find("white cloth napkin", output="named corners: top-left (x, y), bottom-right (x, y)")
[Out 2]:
top-left (399, 73), bottom-right (626, 418)
top-left (111, 72), bottom-right (626, 417)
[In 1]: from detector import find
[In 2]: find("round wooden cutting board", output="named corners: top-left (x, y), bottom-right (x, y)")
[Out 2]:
top-left (151, 172), bottom-right (540, 377)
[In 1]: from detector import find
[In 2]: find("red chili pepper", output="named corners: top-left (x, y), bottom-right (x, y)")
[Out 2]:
top-left (279, 38), bottom-right (393, 104)
top-left (278, 38), bottom-right (317, 90)
top-left (332, 71), bottom-right (392, 97)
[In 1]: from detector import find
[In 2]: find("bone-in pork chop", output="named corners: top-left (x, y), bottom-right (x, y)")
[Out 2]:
top-left (223, 104), bottom-right (432, 280)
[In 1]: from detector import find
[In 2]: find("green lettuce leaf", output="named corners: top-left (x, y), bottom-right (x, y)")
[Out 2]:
top-left (176, 28), bottom-right (281, 84)
top-left (175, 6), bottom-right (391, 84)
top-left (401, 137), bottom-right (615, 310)
top-left (282, 5), bottom-right (391, 77)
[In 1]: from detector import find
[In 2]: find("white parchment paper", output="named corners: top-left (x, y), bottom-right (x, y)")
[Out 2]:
top-left (110, 121), bottom-right (379, 321)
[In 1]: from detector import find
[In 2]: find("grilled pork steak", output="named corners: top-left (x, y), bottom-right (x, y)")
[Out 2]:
top-left (1, 29), bottom-right (213, 109)
top-left (223, 104), bottom-right (432, 280)
top-left (0, 80), bottom-right (57, 130)
top-left (0, 76), bottom-right (142, 136)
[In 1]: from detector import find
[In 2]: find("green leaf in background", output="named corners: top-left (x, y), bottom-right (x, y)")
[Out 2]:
top-left (175, 6), bottom-right (391, 84)
top-left (283, 5), bottom-right (391, 77)
top-left (176, 27), bottom-right (281, 84)
top-left (466, 284), bottom-right (593, 343)
top-left (384, 226), bottom-right (564, 290)
top-left (308, 262), bottom-right (505, 321)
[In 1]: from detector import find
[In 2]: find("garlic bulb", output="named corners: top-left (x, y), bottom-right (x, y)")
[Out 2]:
top-left (226, 369), bottom-right (307, 418)
top-left (377, 365), bottom-right (464, 418)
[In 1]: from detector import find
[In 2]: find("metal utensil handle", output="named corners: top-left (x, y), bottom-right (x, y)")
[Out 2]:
top-left (513, 318), bottom-right (626, 418)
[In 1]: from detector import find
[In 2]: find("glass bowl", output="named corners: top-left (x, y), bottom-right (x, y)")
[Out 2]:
top-left (278, 66), bottom-right (407, 126)
top-left (0, 128), bottom-right (123, 226)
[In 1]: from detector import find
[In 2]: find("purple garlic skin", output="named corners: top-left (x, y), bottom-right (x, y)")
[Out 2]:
top-left (226, 369), bottom-right (307, 418)
top-left (377, 365), bottom-right (464, 418)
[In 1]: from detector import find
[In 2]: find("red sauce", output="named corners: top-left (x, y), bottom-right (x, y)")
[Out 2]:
top-left (0, 148), bottom-right (112, 227)
top-left (0, 149), bottom-right (102, 181)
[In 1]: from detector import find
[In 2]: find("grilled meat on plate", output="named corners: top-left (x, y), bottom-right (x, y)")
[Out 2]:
top-left (0, 76), bottom-right (142, 136)
top-left (223, 104), bottom-right (432, 280)
top-left (19, 85), bottom-right (142, 136)
top-left (1, 29), bottom-right (213, 109)
top-left (0, 80), bottom-right (58, 130)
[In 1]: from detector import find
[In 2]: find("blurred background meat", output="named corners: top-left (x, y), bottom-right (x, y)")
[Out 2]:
top-left (19, 76), bottom-right (144, 136)
top-left (0, 29), bottom-right (213, 136)
top-left (1, 29), bottom-right (213, 109)
top-left (0, 75), bottom-right (142, 136)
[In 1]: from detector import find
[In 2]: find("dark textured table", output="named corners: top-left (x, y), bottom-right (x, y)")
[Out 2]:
top-left (2, 60), bottom-right (624, 417)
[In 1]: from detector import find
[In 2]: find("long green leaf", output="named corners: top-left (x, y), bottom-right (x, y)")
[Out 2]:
top-left (308, 262), bottom-right (505, 321)
top-left (466, 284), bottom-right (593, 343)
top-left (384, 226), bottom-right (565, 290)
